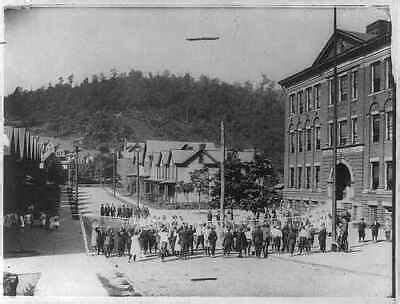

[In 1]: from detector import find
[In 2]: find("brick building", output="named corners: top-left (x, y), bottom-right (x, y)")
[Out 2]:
top-left (278, 20), bottom-right (393, 225)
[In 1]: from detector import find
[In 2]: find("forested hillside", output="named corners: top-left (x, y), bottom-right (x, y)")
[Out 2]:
top-left (5, 69), bottom-right (285, 170)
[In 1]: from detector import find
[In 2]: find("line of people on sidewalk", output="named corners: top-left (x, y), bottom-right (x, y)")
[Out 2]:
top-left (100, 203), bottom-right (150, 219)
top-left (4, 204), bottom-right (60, 231)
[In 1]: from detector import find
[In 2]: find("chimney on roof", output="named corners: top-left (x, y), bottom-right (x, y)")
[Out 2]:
top-left (366, 20), bottom-right (391, 36)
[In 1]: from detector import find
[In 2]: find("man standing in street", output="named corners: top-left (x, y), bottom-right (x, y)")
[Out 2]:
top-left (358, 218), bottom-right (367, 242)
top-left (370, 219), bottom-right (380, 242)
top-left (253, 225), bottom-right (263, 258)
top-left (208, 226), bottom-right (218, 257)
top-left (318, 223), bottom-right (327, 253)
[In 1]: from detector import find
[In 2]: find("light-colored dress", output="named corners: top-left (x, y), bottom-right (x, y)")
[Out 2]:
top-left (175, 233), bottom-right (181, 251)
top-left (90, 229), bottom-right (97, 248)
top-left (130, 235), bottom-right (141, 257)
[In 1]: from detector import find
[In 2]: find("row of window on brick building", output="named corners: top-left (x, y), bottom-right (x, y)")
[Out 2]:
top-left (289, 58), bottom-right (392, 115)
top-left (289, 109), bottom-right (393, 153)
top-left (287, 160), bottom-right (392, 192)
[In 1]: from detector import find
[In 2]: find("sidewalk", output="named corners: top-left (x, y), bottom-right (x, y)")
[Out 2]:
top-left (3, 186), bottom-right (109, 297)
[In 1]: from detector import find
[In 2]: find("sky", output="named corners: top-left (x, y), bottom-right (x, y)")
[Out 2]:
top-left (4, 6), bottom-right (389, 94)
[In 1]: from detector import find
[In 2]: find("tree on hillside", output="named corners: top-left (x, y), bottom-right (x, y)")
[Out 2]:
top-left (5, 69), bottom-right (285, 170)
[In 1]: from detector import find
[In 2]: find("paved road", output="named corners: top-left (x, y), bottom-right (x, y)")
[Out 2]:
top-left (79, 186), bottom-right (392, 297)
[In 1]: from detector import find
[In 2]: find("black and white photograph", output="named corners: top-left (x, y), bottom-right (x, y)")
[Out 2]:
top-left (1, 1), bottom-right (397, 299)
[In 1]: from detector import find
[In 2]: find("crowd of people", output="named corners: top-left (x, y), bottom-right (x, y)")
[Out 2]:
top-left (4, 204), bottom-right (60, 231)
top-left (89, 214), bottom-right (335, 262)
top-left (100, 203), bottom-right (150, 219)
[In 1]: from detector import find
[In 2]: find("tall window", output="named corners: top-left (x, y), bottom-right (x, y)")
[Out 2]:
top-left (290, 94), bottom-right (296, 114)
top-left (315, 126), bottom-right (321, 150)
top-left (298, 130), bottom-right (303, 152)
top-left (297, 167), bottom-right (302, 189)
top-left (328, 122), bottom-right (334, 147)
top-left (290, 167), bottom-right (295, 188)
top-left (339, 74), bottom-right (348, 102)
top-left (306, 87), bottom-right (312, 112)
top-left (386, 111), bottom-right (393, 141)
top-left (306, 128), bottom-right (312, 151)
top-left (372, 114), bottom-right (380, 143)
top-left (290, 132), bottom-right (295, 153)
top-left (351, 117), bottom-right (359, 144)
top-left (371, 161), bottom-right (380, 190)
top-left (298, 91), bottom-right (304, 114)
top-left (338, 120), bottom-right (347, 146)
top-left (386, 161), bottom-right (392, 190)
top-left (314, 84), bottom-right (320, 109)
top-left (315, 166), bottom-right (320, 188)
top-left (371, 61), bottom-right (382, 93)
top-left (351, 70), bottom-right (358, 99)
top-left (384, 58), bottom-right (392, 89)
top-left (306, 166), bottom-right (311, 189)
top-left (329, 79), bottom-right (334, 105)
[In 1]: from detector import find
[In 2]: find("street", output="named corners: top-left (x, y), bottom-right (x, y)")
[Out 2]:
top-left (80, 186), bottom-right (392, 297)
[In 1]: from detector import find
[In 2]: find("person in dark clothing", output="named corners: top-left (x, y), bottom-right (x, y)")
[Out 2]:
top-left (281, 223), bottom-right (290, 253)
top-left (223, 228), bottom-right (234, 256)
top-left (207, 210), bottom-right (213, 222)
top-left (105, 204), bottom-right (110, 216)
top-left (253, 226), bottom-right (264, 258)
top-left (216, 212), bottom-right (221, 224)
top-left (188, 225), bottom-right (195, 255)
top-left (341, 218), bottom-right (349, 252)
top-left (100, 204), bottom-right (105, 216)
top-left (237, 227), bottom-right (247, 258)
top-left (117, 206), bottom-right (122, 218)
top-left (96, 227), bottom-right (105, 255)
top-left (110, 204), bottom-right (116, 218)
top-left (318, 223), bottom-right (327, 253)
top-left (288, 226), bottom-right (297, 256)
top-left (208, 227), bottom-right (218, 256)
top-left (181, 225), bottom-right (190, 259)
top-left (358, 218), bottom-right (367, 242)
top-left (371, 219), bottom-right (380, 242)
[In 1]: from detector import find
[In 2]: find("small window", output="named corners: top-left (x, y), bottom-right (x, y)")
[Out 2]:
top-left (385, 58), bottom-right (392, 89)
top-left (351, 117), bottom-right (359, 144)
top-left (372, 114), bottom-right (380, 143)
top-left (351, 70), bottom-right (358, 99)
top-left (298, 130), bottom-right (303, 152)
top-left (306, 128), bottom-right (312, 151)
top-left (298, 91), bottom-right (304, 114)
top-left (371, 161), bottom-right (380, 190)
top-left (338, 120), bottom-right (347, 146)
top-left (386, 161), bottom-right (392, 191)
top-left (329, 79), bottom-right (334, 105)
top-left (339, 74), bottom-right (348, 102)
top-left (371, 61), bottom-right (382, 93)
top-left (315, 126), bottom-right (321, 150)
top-left (306, 166), bottom-right (311, 189)
top-left (297, 167), bottom-right (302, 189)
top-left (306, 87), bottom-right (312, 112)
top-left (290, 167), bottom-right (295, 188)
top-left (328, 122), bottom-right (334, 147)
top-left (290, 94), bottom-right (296, 114)
top-left (290, 132), bottom-right (295, 153)
top-left (315, 166), bottom-right (320, 188)
top-left (314, 85), bottom-right (320, 109)
top-left (386, 111), bottom-right (393, 141)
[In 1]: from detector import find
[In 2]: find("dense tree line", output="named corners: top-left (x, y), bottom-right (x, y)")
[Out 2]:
top-left (5, 69), bottom-right (285, 170)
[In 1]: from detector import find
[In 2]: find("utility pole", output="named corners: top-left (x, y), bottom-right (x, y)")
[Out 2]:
top-left (75, 146), bottom-right (79, 204)
top-left (136, 149), bottom-right (140, 208)
top-left (331, 7), bottom-right (338, 248)
top-left (220, 120), bottom-right (225, 225)
top-left (112, 150), bottom-right (116, 197)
